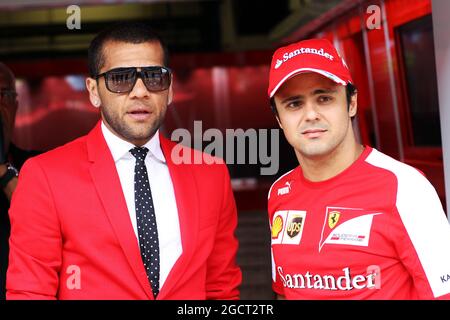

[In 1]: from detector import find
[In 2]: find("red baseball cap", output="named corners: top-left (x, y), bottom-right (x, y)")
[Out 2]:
top-left (268, 38), bottom-right (353, 97)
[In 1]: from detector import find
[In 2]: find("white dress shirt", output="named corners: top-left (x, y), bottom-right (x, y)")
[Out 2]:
top-left (101, 122), bottom-right (182, 289)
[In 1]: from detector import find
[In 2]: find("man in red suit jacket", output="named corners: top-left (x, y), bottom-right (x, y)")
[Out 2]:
top-left (6, 22), bottom-right (241, 299)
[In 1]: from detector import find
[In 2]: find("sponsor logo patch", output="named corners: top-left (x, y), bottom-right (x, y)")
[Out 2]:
top-left (328, 211), bottom-right (340, 229)
top-left (277, 265), bottom-right (381, 291)
top-left (319, 207), bottom-right (382, 252)
top-left (286, 216), bottom-right (304, 238)
top-left (440, 274), bottom-right (450, 283)
top-left (274, 59), bottom-right (283, 69)
top-left (271, 210), bottom-right (306, 245)
top-left (275, 47), bottom-right (335, 69)
top-left (277, 181), bottom-right (292, 196)
top-left (272, 215), bottom-right (284, 240)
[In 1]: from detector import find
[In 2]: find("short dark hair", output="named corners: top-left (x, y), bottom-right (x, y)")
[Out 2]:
top-left (345, 83), bottom-right (357, 109)
top-left (88, 22), bottom-right (169, 77)
top-left (270, 82), bottom-right (358, 116)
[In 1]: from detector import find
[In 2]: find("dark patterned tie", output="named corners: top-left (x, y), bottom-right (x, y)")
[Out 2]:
top-left (130, 147), bottom-right (160, 298)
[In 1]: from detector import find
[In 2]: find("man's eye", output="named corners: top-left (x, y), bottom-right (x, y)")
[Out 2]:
top-left (286, 101), bottom-right (302, 108)
top-left (318, 96), bottom-right (333, 103)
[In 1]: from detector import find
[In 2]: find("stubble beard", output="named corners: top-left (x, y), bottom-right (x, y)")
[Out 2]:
top-left (101, 107), bottom-right (165, 145)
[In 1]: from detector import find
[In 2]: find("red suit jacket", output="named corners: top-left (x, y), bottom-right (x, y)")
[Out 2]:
top-left (6, 122), bottom-right (241, 299)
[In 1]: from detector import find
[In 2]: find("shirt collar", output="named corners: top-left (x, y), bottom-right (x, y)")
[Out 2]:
top-left (101, 121), bottom-right (166, 163)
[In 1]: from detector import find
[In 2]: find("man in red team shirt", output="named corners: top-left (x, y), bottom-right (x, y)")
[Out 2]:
top-left (267, 38), bottom-right (450, 299)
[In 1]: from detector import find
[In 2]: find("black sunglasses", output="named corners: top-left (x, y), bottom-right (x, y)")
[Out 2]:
top-left (95, 66), bottom-right (171, 93)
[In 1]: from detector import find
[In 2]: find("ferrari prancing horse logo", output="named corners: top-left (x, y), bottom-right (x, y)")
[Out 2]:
top-left (328, 211), bottom-right (340, 229)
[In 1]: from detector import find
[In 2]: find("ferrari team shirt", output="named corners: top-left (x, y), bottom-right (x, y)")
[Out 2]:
top-left (268, 146), bottom-right (450, 299)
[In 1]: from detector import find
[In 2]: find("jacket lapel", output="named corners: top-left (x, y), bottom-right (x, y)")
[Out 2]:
top-left (157, 134), bottom-right (200, 299)
top-left (86, 122), bottom-right (153, 299)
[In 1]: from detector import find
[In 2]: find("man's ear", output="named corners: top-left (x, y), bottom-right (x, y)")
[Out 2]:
top-left (272, 97), bottom-right (283, 129)
top-left (167, 79), bottom-right (173, 105)
top-left (349, 93), bottom-right (358, 118)
top-left (276, 114), bottom-right (283, 130)
top-left (86, 77), bottom-right (101, 108)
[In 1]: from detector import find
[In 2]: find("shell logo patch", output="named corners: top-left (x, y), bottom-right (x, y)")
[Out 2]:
top-left (272, 215), bottom-right (284, 239)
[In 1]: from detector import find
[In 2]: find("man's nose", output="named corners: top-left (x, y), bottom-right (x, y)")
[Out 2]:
top-left (129, 76), bottom-right (149, 98)
top-left (304, 102), bottom-right (320, 121)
